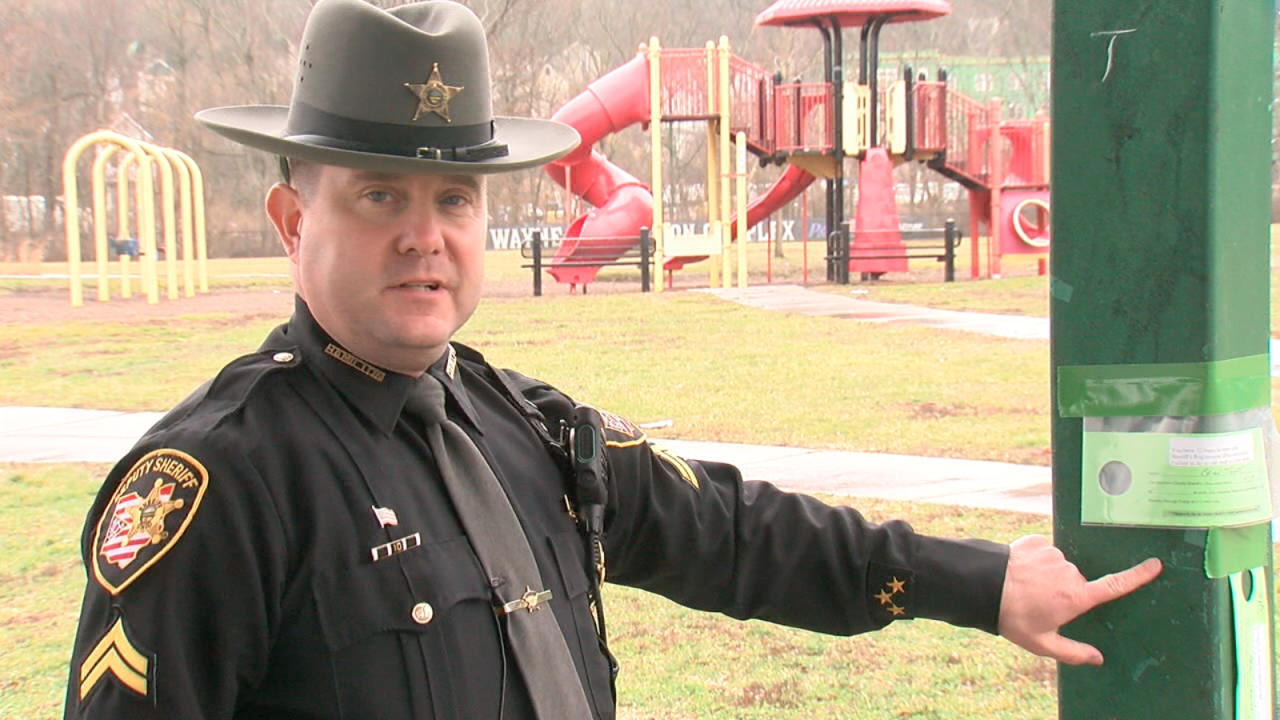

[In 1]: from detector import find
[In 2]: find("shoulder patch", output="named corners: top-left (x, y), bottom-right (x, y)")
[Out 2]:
top-left (600, 409), bottom-right (646, 447)
top-left (93, 449), bottom-right (209, 595)
top-left (79, 613), bottom-right (154, 703)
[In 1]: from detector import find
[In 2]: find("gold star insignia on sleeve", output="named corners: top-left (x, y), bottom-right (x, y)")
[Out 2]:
top-left (886, 576), bottom-right (907, 595)
top-left (404, 63), bottom-right (463, 123)
top-left (887, 603), bottom-right (906, 616)
top-left (874, 589), bottom-right (895, 605)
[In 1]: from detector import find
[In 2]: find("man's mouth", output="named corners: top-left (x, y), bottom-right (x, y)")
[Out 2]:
top-left (398, 282), bottom-right (441, 291)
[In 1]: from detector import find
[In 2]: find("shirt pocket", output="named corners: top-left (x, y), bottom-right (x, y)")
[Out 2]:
top-left (313, 536), bottom-right (498, 719)
top-left (314, 536), bottom-right (492, 651)
top-left (547, 529), bottom-right (615, 719)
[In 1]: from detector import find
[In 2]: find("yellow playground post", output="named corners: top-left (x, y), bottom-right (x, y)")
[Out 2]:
top-left (736, 131), bottom-right (748, 289)
top-left (137, 142), bottom-right (179, 300)
top-left (63, 130), bottom-right (156, 307)
top-left (63, 131), bottom-right (209, 307)
top-left (168, 149), bottom-right (209, 293)
top-left (90, 145), bottom-right (120, 303)
top-left (647, 38), bottom-right (664, 293)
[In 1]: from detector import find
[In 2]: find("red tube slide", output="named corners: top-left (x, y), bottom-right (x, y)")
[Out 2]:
top-left (546, 53), bottom-right (817, 285)
top-left (545, 55), bottom-right (652, 286)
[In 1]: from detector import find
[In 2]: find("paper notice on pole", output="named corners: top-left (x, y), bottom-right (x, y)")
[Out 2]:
top-left (1229, 568), bottom-right (1274, 720)
top-left (1081, 428), bottom-right (1272, 528)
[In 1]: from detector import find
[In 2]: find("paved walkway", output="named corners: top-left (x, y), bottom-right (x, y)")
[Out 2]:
top-left (701, 285), bottom-right (1050, 340)
top-left (0, 406), bottom-right (1052, 515)
top-left (703, 285), bottom-right (1280, 374)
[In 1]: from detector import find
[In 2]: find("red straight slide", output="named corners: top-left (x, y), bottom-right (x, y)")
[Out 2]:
top-left (546, 54), bottom-right (816, 287)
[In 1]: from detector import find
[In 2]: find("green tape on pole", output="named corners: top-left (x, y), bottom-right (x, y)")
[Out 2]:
top-left (1057, 355), bottom-right (1270, 418)
top-left (1205, 524), bottom-right (1272, 579)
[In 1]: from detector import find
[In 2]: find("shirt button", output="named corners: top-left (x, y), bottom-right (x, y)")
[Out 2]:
top-left (272, 352), bottom-right (294, 363)
top-left (411, 602), bottom-right (434, 625)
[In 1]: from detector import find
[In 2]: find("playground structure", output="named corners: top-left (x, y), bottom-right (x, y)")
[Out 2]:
top-left (544, 0), bottom-right (1050, 290)
top-left (62, 130), bottom-right (209, 307)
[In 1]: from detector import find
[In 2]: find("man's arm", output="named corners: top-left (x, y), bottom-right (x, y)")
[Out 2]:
top-left (65, 439), bottom-right (286, 719)
top-left (997, 534), bottom-right (1162, 665)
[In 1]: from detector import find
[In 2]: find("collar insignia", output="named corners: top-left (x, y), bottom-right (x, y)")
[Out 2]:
top-left (446, 345), bottom-right (457, 379)
top-left (404, 63), bottom-right (463, 123)
top-left (324, 343), bottom-right (387, 382)
top-left (93, 449), bottom-right (209, 595)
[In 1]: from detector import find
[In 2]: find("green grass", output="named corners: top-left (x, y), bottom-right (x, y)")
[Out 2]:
top-left (464, 293), bottom-right (1051, 464)
top-left (0, 312), bottom-right (276, 410)
top-left (0, 291), bottom-right (1051, 464)
top-left (0, 464), bottom-right (106, 720)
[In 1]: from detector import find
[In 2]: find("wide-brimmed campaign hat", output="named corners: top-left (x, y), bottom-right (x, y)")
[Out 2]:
top-left (195, 0), bottom-right (579, 174)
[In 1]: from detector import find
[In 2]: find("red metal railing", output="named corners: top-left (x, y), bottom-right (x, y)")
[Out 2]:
top-left (658, 49), bottom-right (713, 120)
top-left (728, 55), bottom-right (774, 153)
top-left (912, 81), bottom-right (947, 153)
top-left (917, 84), bottom-right (1049, 190)
top-left (944, 90), bottom-right (994, 186)
top-left (773, 82), bottom-right (833, 153)
top-left (650, 47), bottom-right (1051, 186)
top-left (999, 120), bottom-right (1048, 187)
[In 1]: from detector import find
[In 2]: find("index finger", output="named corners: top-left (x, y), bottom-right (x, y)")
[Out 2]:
top-left (1082, 557), bottom-right (1163, 609)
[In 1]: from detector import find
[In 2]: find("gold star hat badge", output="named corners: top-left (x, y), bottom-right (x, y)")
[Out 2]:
top-left (405, 63), bottom-right (463, 123)
top-left (195, 0), bottom-right (580, 173)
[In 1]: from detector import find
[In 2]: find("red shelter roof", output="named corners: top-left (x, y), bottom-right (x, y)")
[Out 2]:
top-left (755, 0), bottom-right (951, 28)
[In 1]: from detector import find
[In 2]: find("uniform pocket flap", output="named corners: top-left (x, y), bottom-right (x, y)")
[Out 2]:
top-left (315, 536), bottom-right (491, 651)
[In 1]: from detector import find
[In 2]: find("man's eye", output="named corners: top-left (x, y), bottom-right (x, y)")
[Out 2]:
top-left (442, 193), bottom-right (471, 207)
top-left (365, 190), bottom-right (393, 203)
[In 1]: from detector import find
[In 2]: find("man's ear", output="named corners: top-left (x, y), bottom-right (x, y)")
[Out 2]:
top-left (265, 183), bottom-right (303, 260)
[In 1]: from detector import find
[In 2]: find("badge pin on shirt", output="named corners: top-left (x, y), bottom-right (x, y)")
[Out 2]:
top-left (372, 505), bottom-right (398, 528)
top-left (369, 506), bottom-right (421, 562)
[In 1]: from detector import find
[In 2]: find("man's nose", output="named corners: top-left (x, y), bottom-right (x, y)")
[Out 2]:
top-left (398, 207), bottom-right (446, 256)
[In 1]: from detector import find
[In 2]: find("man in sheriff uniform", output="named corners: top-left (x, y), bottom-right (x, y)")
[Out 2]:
top-left (64, 1), bottom-right (1162, 717)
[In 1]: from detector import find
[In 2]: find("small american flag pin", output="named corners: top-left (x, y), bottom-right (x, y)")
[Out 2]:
top-left (372, 506), bottom-right (399, 528)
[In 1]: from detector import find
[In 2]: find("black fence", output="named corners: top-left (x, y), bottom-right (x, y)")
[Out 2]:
top-left (522, 228), bottom-right (652, 296)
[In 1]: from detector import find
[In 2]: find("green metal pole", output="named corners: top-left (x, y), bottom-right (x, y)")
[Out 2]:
top-left (1051, 2), bottom-right (1276, 719)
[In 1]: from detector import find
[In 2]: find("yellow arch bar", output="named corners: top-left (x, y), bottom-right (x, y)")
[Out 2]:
top-left (90, 146), bottom-right (121, 303)
top-left (135, 142), bottom-right (179, 300)
top-left (165, 148), bottom-right (209, 295)
top-left (63, 131), bottom-right (156, 307)
top-left (64, 132), bottom-right (209, 307)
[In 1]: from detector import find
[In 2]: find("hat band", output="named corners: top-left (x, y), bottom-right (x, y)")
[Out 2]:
top-left (285, 101), bottom-right (507, 161)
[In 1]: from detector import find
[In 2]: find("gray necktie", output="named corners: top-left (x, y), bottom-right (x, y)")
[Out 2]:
top-left (408, 375), bottom-right (594, 720)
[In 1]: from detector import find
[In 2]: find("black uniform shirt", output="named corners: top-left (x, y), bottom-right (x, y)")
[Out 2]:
top-left (66, 298), bottom-right (1009, 719)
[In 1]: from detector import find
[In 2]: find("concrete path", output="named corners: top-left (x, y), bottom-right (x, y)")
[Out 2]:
top-left (0, 405), bottom-right (1052, 516)
top-left (0, 407), bottom-right (165, 464)
top-left (700, 285), bottom-right (1050, 340)
top-left (701, 284), bottom-right (1280, 375)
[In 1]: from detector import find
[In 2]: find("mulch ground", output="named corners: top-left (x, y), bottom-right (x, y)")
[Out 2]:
top-left (1, 288), bottom-right (297, 325)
